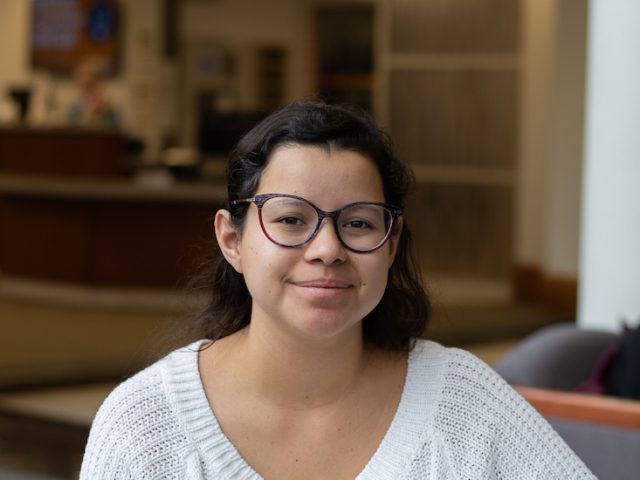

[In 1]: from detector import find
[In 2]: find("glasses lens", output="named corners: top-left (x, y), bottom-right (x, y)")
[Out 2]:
top-left (261, 196), bottom-right (318, 246)
top-left (338, 204), bottom-right (392, 251)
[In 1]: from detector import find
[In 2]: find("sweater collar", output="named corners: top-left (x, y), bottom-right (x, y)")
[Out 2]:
top-left (162, 339), bottom-right (443, 479)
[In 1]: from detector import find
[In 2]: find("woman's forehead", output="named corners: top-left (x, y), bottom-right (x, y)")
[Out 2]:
top-left (257, 144), bottom-right (385, 204)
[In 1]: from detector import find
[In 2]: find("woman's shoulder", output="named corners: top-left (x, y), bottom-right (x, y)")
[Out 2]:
top-left (95, 360), bottom-right (166, 423)
top-left (93, 340), bottom-right (208, 425)
top-left (80, 341), bottom-right (209, 477)
top-left (409, 338), bottom-right (524, 419)
top-left (405, 339), bottom-right (595, 479)
top-left (409, 338), bottom-right (498, 382)
top-left (88, 350), bottom-right (179, 439)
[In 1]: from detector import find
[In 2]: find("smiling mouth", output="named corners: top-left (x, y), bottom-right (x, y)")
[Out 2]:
top-left (294, 280), bottom-right (352, 289)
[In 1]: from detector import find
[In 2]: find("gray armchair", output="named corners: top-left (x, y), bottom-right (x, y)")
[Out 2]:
top-left (495, 323), bottom-right (640, 480)
top-left (495, 323), bottom-right (618, 390)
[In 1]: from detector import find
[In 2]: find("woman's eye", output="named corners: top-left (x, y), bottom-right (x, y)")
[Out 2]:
top-left (277, 216), bottom-right (305, 226)
top-left (344, 219), bottom-right (372, 229)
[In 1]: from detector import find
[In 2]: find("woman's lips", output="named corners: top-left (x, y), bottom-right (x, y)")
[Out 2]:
top-left (294, 279), bottom-right (351, 289)
top-left (291, 279), bottom-right (353, 300)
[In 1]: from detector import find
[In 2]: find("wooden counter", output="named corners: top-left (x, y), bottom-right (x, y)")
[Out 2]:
top-left (0, 174), bottom-right (227, 287)
top-left (0, 126), bottom-right (126, 178)
top-left (0, 174), bottom-right (226, 203)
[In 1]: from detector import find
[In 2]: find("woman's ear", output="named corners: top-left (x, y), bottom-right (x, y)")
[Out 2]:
top-left (214, 209), bottom-right (243, 273)
top-left (387, 217), bottom-right (403, 268)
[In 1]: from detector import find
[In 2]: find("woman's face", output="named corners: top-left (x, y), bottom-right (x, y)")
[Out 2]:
top-left (218, 144), bottom-right (401, 343)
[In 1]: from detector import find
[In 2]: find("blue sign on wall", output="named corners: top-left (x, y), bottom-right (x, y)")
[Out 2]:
top-left (87, 1), bottom-right (117, 43)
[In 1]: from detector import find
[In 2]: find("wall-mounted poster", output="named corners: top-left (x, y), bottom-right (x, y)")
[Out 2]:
top-left (31, 0), bottom-right (120, 76)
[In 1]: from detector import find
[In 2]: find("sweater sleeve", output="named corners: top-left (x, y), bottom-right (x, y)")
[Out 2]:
top-left (79, 380), bottom-right (137, 479)
top-left (79, 363), bottom-right (190, 479)
top-left (434, 349), bottom-right (596, 480)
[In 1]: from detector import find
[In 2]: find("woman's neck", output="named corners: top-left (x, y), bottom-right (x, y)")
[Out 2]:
top-left (210, 320), bottom-right (370, 411)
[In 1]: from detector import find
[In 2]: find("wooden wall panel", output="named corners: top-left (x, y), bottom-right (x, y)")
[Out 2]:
top-left (385, 0), bottom-right (522, 282)
top-left (90, 203), bottom-right (215, 287)
top-left (391, 0), bottom-right (520, 53)
top-left (0, 197), bottom-right (219, 288)
top-left (389, 70), bottom-right (518, 168)
top-left (0, 199), bottom-right (91, 282)
top-left (406, 183), bottom-right (514, 278)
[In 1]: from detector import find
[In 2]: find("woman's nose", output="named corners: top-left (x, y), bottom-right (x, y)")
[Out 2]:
top-left (303, 218), bottom-right (347, 264)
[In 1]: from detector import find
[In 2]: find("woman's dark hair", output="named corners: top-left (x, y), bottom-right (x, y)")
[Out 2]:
top-left (189, 101), bottom-right (430, 351)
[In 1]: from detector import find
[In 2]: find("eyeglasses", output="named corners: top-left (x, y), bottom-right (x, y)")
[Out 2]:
top-left (231, 193), bottom-right (402, 253)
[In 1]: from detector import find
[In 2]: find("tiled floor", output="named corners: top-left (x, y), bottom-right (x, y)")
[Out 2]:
top-left (0, 468), bottom-right (61, 480)
top-left (0, 410), bottom-right (87, 479)
top-left (0, 383), bottom-right (117, 428)
top-left (0, 286), bottom-right (188, 479)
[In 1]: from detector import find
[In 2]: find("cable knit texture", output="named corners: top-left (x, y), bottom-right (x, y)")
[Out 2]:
top-left (80, 339), bottom-right (595, 479)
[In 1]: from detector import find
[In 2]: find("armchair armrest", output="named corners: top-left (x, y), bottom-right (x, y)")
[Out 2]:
top-left (515, 385), bottom-right (640, 430)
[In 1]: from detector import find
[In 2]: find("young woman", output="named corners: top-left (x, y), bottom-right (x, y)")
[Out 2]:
top-left (80, 102), bottom-right (594, 479)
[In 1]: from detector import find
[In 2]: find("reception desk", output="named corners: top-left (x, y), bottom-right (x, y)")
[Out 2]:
top-left (0, 175), bottom-right (226, 287)
top-left (0, 126), bottom-right (127, 178)
top-left (0, 173), bottom-right (227, 288)
top-left (0, 127), bottom-right (226, 289)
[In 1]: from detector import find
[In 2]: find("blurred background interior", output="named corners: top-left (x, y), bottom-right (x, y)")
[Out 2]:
top-left (1, 0), bottom-right (638, 478)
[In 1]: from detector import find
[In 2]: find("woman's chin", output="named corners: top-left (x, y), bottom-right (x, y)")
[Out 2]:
top-left (287, 314), bottom-right (362, 343)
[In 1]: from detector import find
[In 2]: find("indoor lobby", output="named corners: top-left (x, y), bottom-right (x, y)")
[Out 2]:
top-left (1, 1), bottom-right (639, 479)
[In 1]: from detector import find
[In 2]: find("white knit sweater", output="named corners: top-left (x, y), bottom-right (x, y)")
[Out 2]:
top-left (80, 339), bottom-right (595, 479)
